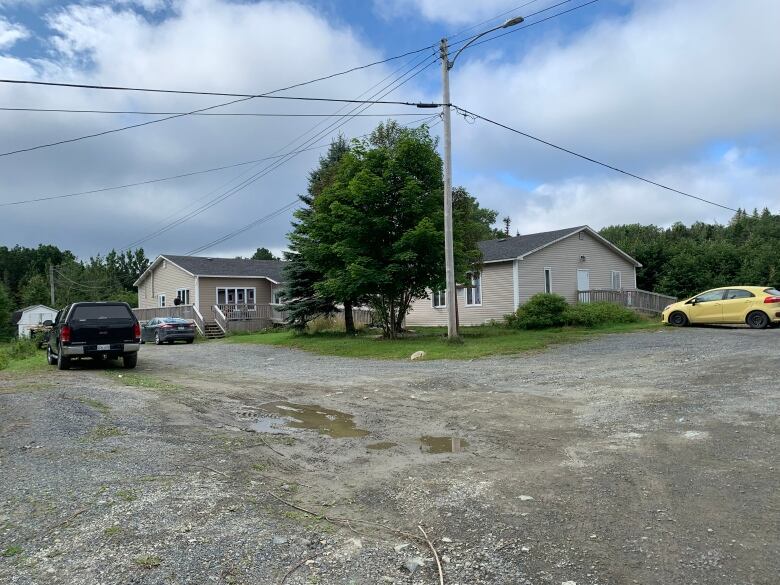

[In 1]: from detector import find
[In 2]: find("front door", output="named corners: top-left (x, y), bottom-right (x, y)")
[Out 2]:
top-left (577, 269), bottom-right (590, 302)
top-left (688, 289), bottom-right (725, 323)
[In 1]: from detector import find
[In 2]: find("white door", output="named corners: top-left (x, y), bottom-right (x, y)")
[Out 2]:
top-left (577, 269), bottom-right (590, 302)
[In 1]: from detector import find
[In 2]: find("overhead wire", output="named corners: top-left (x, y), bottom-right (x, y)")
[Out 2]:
top-left (455, 106), bottom-right (739, 212)
top-left (122, 52), bottom-right (439, 251)
top-left (0, 107), bottom-right (432, 117)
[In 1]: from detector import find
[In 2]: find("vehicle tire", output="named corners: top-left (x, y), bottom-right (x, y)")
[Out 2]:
top-left (154, 332), bottom-right (162, 345)
top-left (668, 311), bottom-right (688, 327)
top-left (746, 311), bottom-right (769, 329)
top-left (57, 345), bottom-right (70, 370)
top-left (186, 338), bottom-right (194, 344)
top-left (123, 353), bottom-right (138, 369)
top-left (46, 346), bottom-right (56, 366)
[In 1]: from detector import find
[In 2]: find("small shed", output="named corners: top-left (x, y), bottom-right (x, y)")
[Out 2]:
top-left (12, 305), bottom-right (57, 338)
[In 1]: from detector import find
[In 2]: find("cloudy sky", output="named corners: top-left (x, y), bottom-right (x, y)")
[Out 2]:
top-left (1, 0), bottom-right (779, 260)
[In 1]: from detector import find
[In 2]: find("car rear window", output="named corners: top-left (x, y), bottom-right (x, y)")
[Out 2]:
top-left (161, 318), bottom-right (187, 323)
top-left (764, 288), bottom-right (780, 296)
top-left (71, 305), bottom-right (133, 320)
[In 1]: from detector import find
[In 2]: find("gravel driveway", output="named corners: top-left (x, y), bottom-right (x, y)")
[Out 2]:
top-left (1, 327), bottom-right (778, 584)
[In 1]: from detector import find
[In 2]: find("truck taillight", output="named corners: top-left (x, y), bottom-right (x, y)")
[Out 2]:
top-left (133, 322), bottom-right (141, 340)
top-left (61, 325), bottom-right (71, 344)
top-left (763, 296), bottom-right (780, 304)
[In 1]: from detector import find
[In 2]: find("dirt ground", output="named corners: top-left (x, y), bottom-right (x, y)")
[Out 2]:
top-left (1, 327), bottom-right (778, 585)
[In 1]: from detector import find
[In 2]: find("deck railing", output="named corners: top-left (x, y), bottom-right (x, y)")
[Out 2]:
top-left (191, 306), bottom-right (206, 335)
top-left (213, 305), bottom-right (228, 334)
top-left (215, 303), bottom-right (272, 321)
top-left (577, 289), bottom-right (677, 314)
top-left (133, 305), bottom-right (196, 322)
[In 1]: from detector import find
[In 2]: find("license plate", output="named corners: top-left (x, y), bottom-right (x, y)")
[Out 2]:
top-left (97, 344), bottom-right (110, 351)
top-left (177, 327), bottom-right (187, 330)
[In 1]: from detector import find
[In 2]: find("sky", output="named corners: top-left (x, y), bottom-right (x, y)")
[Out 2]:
top-left (1, 0), bottom-right (779, 260)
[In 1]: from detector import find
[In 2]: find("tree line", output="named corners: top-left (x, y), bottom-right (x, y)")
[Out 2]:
top-left (600, 208), bottom-right (780, 299)
top-left (0, 246), bottom-right (149, 340)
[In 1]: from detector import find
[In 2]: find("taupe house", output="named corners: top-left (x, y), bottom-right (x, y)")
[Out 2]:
top-left (134, 255), bottom-right (286, 336)
top-left (405, 225), bottom-right (643, 326)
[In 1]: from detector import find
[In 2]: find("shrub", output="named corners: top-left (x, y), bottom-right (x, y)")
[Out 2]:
top-left (0, 338), bottom-right (38, 371)
top-left (564, 302), bottom-right (640, 327)
top-left (506, 293), bottom-right (568, 329)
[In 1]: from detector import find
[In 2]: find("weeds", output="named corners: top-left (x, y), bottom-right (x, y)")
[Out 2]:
top-left (116, 489), bottom-right (137, 502)
top-left (134, 554), bottom-right (161, 568)
top-left (87, 425), bottom-right (124, 441)
top-left (2, 545), bottom-right (22, 557)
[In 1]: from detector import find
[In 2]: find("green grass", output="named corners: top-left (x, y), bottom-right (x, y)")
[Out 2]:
top-left (87, 425), bottom-right (124, 441)
top-left (0, 339), bottom-right (46, 373)
top-left (2, 545), bottom-right (22, 557)
top-left (228, 320), bottom-right (662, 360)
top-left (134, 554), bottom-right (161, 569)
top-left (108, 372), bottom-right (180, 392)
top-left (116, 489), bottom-right (137, 502)
top-left (77, 397), bottom-right (110, 414)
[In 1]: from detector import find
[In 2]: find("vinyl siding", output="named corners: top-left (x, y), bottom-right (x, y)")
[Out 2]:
top-left (198, 277), bottom-right (273, 318)
top-left (405, 261), bottom-right (515, 326)
top-left (518, 231), bottom-right (637, 304)
top-left (137, 259), bottom-right (197, 310)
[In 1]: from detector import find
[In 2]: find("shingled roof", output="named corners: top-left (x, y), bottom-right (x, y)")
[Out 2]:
top-left (478, 225), bottom-right (641, 266)
top-left (135, 255), bottom-right (285, 285)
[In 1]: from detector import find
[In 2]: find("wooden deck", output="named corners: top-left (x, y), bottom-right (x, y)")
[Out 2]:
top-left (577, 289), bottom-right (677, 315)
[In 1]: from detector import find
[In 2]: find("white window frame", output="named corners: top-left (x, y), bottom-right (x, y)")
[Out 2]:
top-left (176, 288), bottom-right (190, 305)
top-left (611, 271), bottom-right (622, 290)
top-left (465, 272), bottom-right (482, 307)
top-left (544, 267), bottom-right (552, 293)
top-left (159, 294), bottom-right (166, 308)
top-left (431, 290), bottom-right (446, 308)
top-left (216, 287), bottom-right (257, 308)
top-left (272, 288), bottom-right (285, 305)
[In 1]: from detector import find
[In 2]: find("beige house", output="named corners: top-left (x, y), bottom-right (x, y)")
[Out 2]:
top-left (134, 255), bottom-right (285, 336)
top-left (405, 225), bottom-right (642, 326)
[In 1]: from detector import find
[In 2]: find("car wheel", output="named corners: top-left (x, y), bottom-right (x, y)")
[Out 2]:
top-left (57, 345), bottom-right (70, 370)
top-left (154, 332), bottom-right (162, 345)
top-left (746, 311), bottom-right (769, 329)
top-left (123, 353), bottom-right (138, 369)
top-left (668, 311), bottom-right (688, 327)
top-left (46, 346), bottom-right (57, 366)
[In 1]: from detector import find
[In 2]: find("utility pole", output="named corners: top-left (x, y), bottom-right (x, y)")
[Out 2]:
top-left (49, 263), bottom-right (55, 306)
top-left (438, 16), bottom-right (524, 341)
top-left (440, 37), bottom-right (458, 340)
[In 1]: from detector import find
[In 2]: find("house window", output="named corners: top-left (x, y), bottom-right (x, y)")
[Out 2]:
top-left (544, 268), bottom-right (552, 293)
top-left (159, 294), bottom-right (166, 307)
top-left (611, 271), bottom-right (622, 290)
top-left (465, 272), bottom-right (481, 306)
top-left (176, 288), bottom-right (190, 305)
top-left (432, 290), bottom-right (446, 308)
top-left (272, 289), bottom-right (285, 305)
top-left (216, 287), bottom-right (256, 307)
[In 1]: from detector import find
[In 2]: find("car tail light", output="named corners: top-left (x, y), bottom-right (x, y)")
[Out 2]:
top-left (160, 324), bottom-right (174, 329)
top-left (763, 296), bottom-right (780, 304)
top-left (133, 322), bottom-right (141, 341)
top-left (61, 325), bottom-right (71, 344)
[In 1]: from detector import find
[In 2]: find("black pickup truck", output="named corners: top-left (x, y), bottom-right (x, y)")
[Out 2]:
top-left (46, 302), bottom-right (141, 370)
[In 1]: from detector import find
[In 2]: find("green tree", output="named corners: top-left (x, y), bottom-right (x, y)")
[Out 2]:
top-left (0, 283), bottom-right (14, 340)
top-left (19, 273), bottom-right (50, 307)
top-left (311, 121), bottom-right (445, 338)
top-left (251, 247), bottom-right (279, 261)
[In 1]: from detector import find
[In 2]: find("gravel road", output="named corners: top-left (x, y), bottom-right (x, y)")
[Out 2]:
top-left (1, 326), bottom-right (778, 584)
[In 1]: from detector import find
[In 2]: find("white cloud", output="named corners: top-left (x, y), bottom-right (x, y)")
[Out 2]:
top-left (0, 0), bottom-right (425, 258)
top-left (375, 0), bottom-right (525, 26)
top-left (0, 16), bottom-right (29, 49)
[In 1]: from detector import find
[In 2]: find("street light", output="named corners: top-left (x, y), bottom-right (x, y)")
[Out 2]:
top-left (439, 16), bottom-right (524, 340)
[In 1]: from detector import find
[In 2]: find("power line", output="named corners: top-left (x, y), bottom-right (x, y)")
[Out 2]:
top-left (0, 106), bottom-right (432, 117)
top-left (446, 0), bottom-right (548, 42)
top-left (456, 106), bottom-right (739, 212)
top-left (121, 54), bottom-right (439, 251)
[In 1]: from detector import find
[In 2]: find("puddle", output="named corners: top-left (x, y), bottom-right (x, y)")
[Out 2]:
top-left (419, 436), bottom-right (469, 454)
top-left (250, 402), bottom-right (369, 438)
top-left (366, 442), bottom-right (397, 451)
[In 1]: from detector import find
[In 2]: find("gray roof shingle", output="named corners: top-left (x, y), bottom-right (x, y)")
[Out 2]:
top-left (163, 255), bottom-right (285, 282)
top-left (478, 226), bottom-right (586, 262)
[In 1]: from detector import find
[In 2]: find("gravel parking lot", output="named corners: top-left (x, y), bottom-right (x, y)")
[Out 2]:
top-left (1, 327), bottom-right (778, 584)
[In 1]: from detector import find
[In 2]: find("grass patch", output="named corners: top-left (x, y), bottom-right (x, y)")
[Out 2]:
top-left (104, 526), bottom-right (121, 536)
top-left (77, 397), bottom-right (110, 414)
top-left (134, 554), bottom-right (161, 569)
top-left (2, 545), bottom-right (22, 557)
top-left (0, 339), bottom-right (46, 373)
top-left (229, 320), bottom-right (662, 360)
top-left (251, 463), bottom-right (268, 472)
top-left (87, 425), bottom-right (124, 441)
top-left (116, 489), bottom-right (137, 502)
top-left (109, 372), bottom-right (180, 392)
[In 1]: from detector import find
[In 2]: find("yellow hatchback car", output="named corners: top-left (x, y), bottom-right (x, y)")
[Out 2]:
top-left (662, 286), bottom-right (780, 329)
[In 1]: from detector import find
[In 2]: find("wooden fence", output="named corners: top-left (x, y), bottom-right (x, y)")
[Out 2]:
top-left (133, 305), bottom-right (197, 322)
top-left (577, 289), bottom-right (677, 315)
top-left (269, 305), bottom-right (374, 327)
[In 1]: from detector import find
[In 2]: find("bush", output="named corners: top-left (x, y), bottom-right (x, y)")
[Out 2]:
top-left (0, 338), bottom-right (39, 370)
top-left (506, 293), bottom-right (568, 329)
top-left (564, 302), bottom-right (640, 327)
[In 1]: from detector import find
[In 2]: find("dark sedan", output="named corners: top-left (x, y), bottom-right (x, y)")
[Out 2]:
top-left (141, 318), bottom-right (196, 345)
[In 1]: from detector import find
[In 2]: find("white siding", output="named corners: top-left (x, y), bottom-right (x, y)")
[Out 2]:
top-left (17, 306), bottom-right (57, 338)
top-left (406, 261), bottom-right (515, 326)
top-left (518, 231), bottom-right (637, 304)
